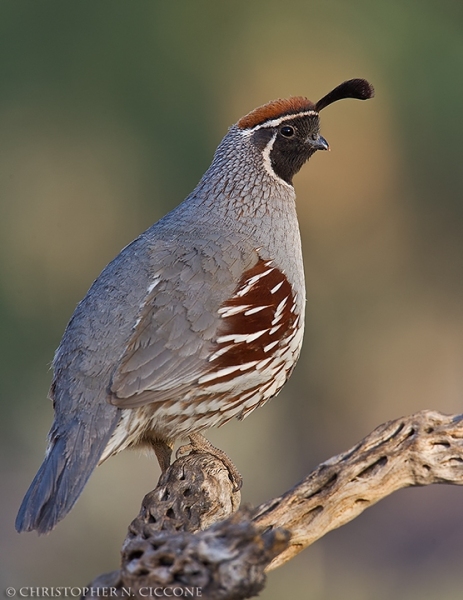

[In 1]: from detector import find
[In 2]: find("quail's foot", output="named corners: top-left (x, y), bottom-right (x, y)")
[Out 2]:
top-left (176, 433), bottom-right (243, 492)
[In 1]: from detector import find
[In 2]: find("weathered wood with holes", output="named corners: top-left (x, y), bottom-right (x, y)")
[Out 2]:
top-left (87, 411), bottom-right (463, 599)
top-left (254, 410), bottom-right (463, 569)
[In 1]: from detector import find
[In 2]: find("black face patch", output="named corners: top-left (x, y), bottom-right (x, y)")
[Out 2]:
top-left (252, 127), bottom-right (275, 151)
top-left (252, 115), bottom-right (322, 185)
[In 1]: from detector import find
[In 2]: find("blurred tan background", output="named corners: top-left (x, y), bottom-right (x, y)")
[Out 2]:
top-left (2, 1), bottom-right (463, 598)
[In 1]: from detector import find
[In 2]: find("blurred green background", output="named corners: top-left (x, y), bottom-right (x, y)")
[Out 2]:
top-left (2, 1), bottom-right (463, 598)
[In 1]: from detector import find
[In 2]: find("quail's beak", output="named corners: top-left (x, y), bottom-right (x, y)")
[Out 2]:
top-left (312, 135), bottom-right (330, 151)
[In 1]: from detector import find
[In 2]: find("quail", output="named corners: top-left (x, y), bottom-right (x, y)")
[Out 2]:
top-left (16, 78), bottom-right (374, 534)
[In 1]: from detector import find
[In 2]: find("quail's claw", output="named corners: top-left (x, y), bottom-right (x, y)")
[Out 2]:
top-left (177, 433), bottom-right (242, 492)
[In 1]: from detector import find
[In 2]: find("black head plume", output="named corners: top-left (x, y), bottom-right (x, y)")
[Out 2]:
top-left (315, 78), bottom-right (374, 112)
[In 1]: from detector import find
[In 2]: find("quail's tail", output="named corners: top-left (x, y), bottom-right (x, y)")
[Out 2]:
top-left (16, 413), bottom-right (119, 534)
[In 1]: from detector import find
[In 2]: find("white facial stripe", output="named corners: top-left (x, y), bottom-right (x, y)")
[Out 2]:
top-left (235, 110), bottom-right (318, 137)
top-left (250, 110), bottom-right (318, 131)
top-left (262, 132), bottom-right (292, 188)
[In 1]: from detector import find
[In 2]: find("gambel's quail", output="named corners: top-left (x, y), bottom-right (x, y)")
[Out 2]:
top-left (16, 78), bottom-right (374, 534)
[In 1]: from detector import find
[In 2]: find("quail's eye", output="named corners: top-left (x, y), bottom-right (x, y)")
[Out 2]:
top-left (280, 125), bottom-right (295, 138)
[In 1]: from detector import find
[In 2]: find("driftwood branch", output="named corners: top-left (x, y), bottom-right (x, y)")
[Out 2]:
top-left (87, 410), bottom-right (463, 599)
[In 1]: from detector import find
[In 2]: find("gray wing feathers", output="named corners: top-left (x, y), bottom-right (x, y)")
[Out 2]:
top-left (110, 241), bottom-right (258, 407)
top-left (16, 231), bottom-right (257, 532)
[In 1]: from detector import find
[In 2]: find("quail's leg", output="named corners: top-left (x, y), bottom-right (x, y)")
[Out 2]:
top-left (176, 432), bottom-right (243, 491)
top-left (153, 439), bottom-right (174, 473)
